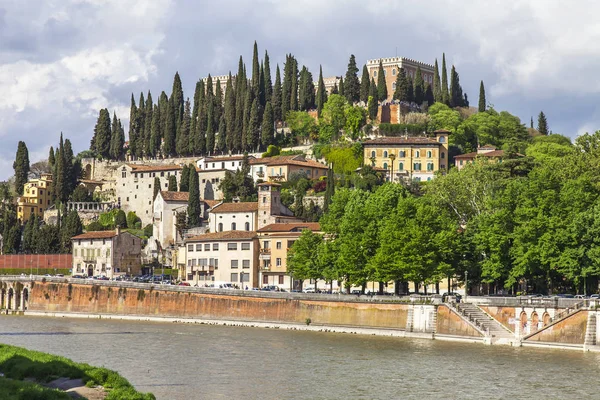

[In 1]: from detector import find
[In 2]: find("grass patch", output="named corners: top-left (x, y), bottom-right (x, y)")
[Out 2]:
top-left (0, 344), bottom-right (155, 400)
top-left (0, 376), bottom-right (70, 400)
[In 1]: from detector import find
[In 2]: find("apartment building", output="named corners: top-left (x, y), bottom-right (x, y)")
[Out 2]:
top-left (17, 174), bottom-right (53, 223)
top-left (249, 155), bottom-right (328, 182)
top-left (453, 147), bottom-right (520, 171)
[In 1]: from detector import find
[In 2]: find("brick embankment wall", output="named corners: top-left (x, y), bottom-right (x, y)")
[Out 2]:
top-left (436, 305), bottom-right (483, 337)
top-left (479, 306), bottom-right (516, 332)
top-left (28, 283), bottom-right (409, 330)
top-left (525, 311), bottom-right (588, 344)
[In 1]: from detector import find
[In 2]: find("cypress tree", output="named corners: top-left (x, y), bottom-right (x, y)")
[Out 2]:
top-left (407, 76), bottom-right (414, 103)
top-left (163, 98), bottom-right (176, 157)
top-left (344, 54), bottom-right (360, 103)
top-left (251, 41), bottom-right (260, 98)
top-left (424, 83), bottom-right (434, 106)
top-left (153, 176), bottom-right (161, 200)
top-left (242, 89), bottom-right (253, 150)
top-left (13, 141), bottom-right (30, 196)
top-left (179, 165), bottom-right (189, 192)
top-left (449, 65), bottom-right (464, 107)
top-left (530, 117), bottom-right (534, 129)
top-left (206, 103), bottom-right (215, 155)
top-left (272, 64), bottom-right (282, 122)
top-left (168, 175), bottom-right (177, 191)
top-left (214, 79), bottom-right (223, 129)
top-left (150, 105), bottom-right (161, 157)
top-left (433, 59), bottom-right (442, 103)
top-left (537, 111), bottom-right (549, 135)
top-left (463, 93), bottom-right (469, 107)
top-left (478, 80), bottom-right (486, 112)
top-left (338, 76), bottom-right (345, 98)
top-left (316, 65), bottom-right (327, 118)
top-left (368, 78), bottom-right (378, 121)
top-left (393, 68), bottom-right (409, 102)
top-left (360, 65), bottom-right (370, 103)
top-left (282, 55), bottom-right (292, 118)
top-left (187, 168), bottom-right (201, 227)
top-left (48, 147), bottom-right (55, 170)
top-left (413, 67), bottom-right (424, 105)
top-left (291, 57), bottom-right (299, 111)
top-left (248, 99), bottom-right (260, 151)
top-left (128, 94), bottom-right (137, 158)
top-left (110, 111), bottom-right (120, 160)
top-left (261, 101), bottom-right (274, 149)
top-left (217, 114), bottom-right (227, 153)
top-left (331, 83), bottom-right (339, 95)
top-left (54, 134), bottom-right (66, 202)
top-left (264, 50), bottom-right (273, 104)
top-left (144, 91), bottom-right (153, 156)
top-left (323, 167), bottom-right (334, 213)
top-left (195, 80), bottom-right (207, 155)
top-left (441, 53), bottom-right (449, 105)
top-left (190, 81), bottom-right (202, 154)
top-left (298, 66), bottom-right (315, 111)
top-left (258, 62), bottom-right (266, 107)
top-left (234, 57), bottom-right (246, 151)
top-left (158, 91), bottom-right (169, 151)
top-left (93, 109), bottom-right (111, 159)
top-left (171, 72), bottom-right (184, 135)
top-left (177, 98), bottom-right (191, 155)
top-left (60, 210), bottom-right (82, 252)
top-left (224, 73), bottom-right (236, 152)
top-left (63, 138), bottom-right (76, 196)
top-left (135, 92), bottom-right (145, 158)
top-left (376, 61), bottom-right (387, 101)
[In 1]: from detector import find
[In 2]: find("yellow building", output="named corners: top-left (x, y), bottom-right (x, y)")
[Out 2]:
top-left (363, 130), bottom-right (449, 182)
top-left (257, 222), bottom-right (321, 290)
top-left (17, 174), bottom-right (53, 223)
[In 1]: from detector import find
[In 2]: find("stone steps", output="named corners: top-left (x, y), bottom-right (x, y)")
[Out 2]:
top-left (456, 303), bottom-right (514, 339)
top-left (585, 313), bottom-right (597, 347)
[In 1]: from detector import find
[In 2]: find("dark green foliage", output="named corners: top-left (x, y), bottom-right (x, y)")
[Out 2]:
top-left (330, 82), bottom-right (339, 95)
top-left (143, 91), bottom-right (154, 156)
top-left (163, 97), bottom-right (176, 156)
top-left (248, 99), bottom-right (260, 151)
top-left (53, 134), bottom-right (66, 203)
top-left (272, 64), bottom-right (282, 122)
top-left (368, 78), bottom-right (378, 120)
top-left (263, 50), bottom-right (273, 104)
top-left (168, 175), bottom-right (177, 191)
top-left (433, 59), bottom-right (442, 103)
top-left (298, 66), bottom-right (315, 111)
top-left (187, 167), bottom-right (201, 227)
top-left (281, 54), bottom-right (298, 117)
top-left (344, 54), bottom-right (360, 103)
top-left (13, 141), bottom-right (30, 196)
top-left (218, 154), bottom-right (256, 202)
top-left (48, 147), bottom-right (55, 170)
top-left (242, 87), bottom-right (252, 151)
top-left (87, 221), bottom-right (104, 232)
top-left (258, 62), bottom-right (266, 106)
top-left (92, 109), bottom-right (111, 158)
top-left (441, 53), bottom-right (449, 105)
top-left (134, 92), bottom-right (145, 158)
top-left (478, 80), bottom-right (486, 112)
top-left (190, 81), bottom-right (202, 155)
top-left (449, 65), bottom-right (464, 108)
top-left (171, 72), bottom-right (184, 137)
top-left (376, 61), bottom-right (387, 100)
top-left (324, 167), bottom-right (334, 213)
top-left (214, 79), bottom-right (223, 132)
top-left (109, 112), bottom-right (124, 160)
top-left (128, 94), bottom-right (139, 158)
top-left (70, 186), bottom-right (93, 202)
top-left (537, 111), bottom-right (549, 135)
top-left (234, 57), bottom-right (247, 151)
top-left (179, 165), bottom-right (190, 192)
top-left (316, 66), bottom-right (327, 118)
top-left (261, 101), bottom-right (274, 149)
top-left (126, 211), bottom-right (140, 229)
top-left (144, 224), bottom-right (153, 238)
top-left (217, 114), bottom-right (227, 153)
top-left (424, 83), bottom-right (434, 106)
top-left (393, 68), bottom-right (410, 102)
top-left (338, 76), bottom-right (344, 97)
top-left (224, 73), bottom-right (236, 152)
top-left (114, 209), bottom-right (127, 228)
top-left (153, 177), bottom-right (161, 200)
top-left (150, 105), bottom-right (161, 157)
top-left (251, 41), bottom-right (260, 98)
top-left (60, 210), bottom-right (83, 252)
top-left (413, 66), bottom-right (424, 105)
top-left (360, 65), bottom-right (370, 103)
top-left (177, 98), bottom-right (191, 155)
top-left (378, 123), bottom-right (429, 136)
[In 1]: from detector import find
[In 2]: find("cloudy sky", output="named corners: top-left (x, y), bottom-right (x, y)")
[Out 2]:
top-left (0, 0), bottom-right (597, 180)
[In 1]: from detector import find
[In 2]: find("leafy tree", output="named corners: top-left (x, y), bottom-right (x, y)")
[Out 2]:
top-left (87, 221), bottom-right (104, 232)
top-left (13, 141), bottom-right (30, 196)
top-left (537, 111), bottom-right (549, 135)
top-left (359, 65), bottom-right (370, 103)
top-left (218, 154), bottom-right (256, 202)
top-left (344, 54), bottom-right (360, 103)
top-left (126, 211), bottom-right (140, 229)
top-left (286, 111), bottom-right (317, 142)
top-left (321, 94), bottom-right (348, 134)
top-left (168, 175), bottom-right (177, 191)
top-left (344, 106), bottom-right (367, 140)
top-left (70, 186), bottom-right (93, 202)
top-left (478, 80), bottom-right (486, 112)
top-left (376, 61), bottom-right (387, 100)
top-left (428, 102), bottom-right (462, 133)
top-left (144, 224), bottom-right (153, 238)
top-left (114, 209), bottom-right (127, 228)
top-left (187, 167), bottom-right (201, 227)
top-left (288, 230), bottom-right (325, 285)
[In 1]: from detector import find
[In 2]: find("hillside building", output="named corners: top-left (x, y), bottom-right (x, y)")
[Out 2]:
top-left (16, 174), bottom-right (53, 223)
top-left (249, 155), bottom-right (328, 182)
top-left (366, 57), bottom-right (435, 101)
top-left (453, 147), bottom-right (523, 171)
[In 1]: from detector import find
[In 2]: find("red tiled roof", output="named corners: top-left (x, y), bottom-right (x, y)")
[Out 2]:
top-left (203, 200), bottom-right (221, 208)
top-left (201, 155), bottom-right (255, 163)
top-left (160, 191), bottom-right (189, 202)
top-left (363, 137), bottom-right (442, 146)
top-left (258, 223), bottom-right (321, 233)
top-left (72, 230), bottom-right (117, 240)
top-left (250, 155), bottom-right (328, 169)
top-left (454, 150), bottom-right (509, 159)
top-left (210, 202), bottom-right (259, 213)
top-left (186, 230), bottom-right (257, 242)
top-left (126, 164), bottom-right (182, 173)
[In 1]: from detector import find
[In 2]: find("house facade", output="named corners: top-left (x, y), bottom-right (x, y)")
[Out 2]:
top-left (363, 130), bottom-right (449, 182)
top-left (366, 57), bottom-right (435, 101)
top-left (249, 155), bottom-right (328, 182)
top-left (453, 147), bottom-right (513, 171)
top-left (71, 228), bottom-right (142, 278)
top-left (183, 231), bottom-right (259, 288)
top-left (17, 174), bottom-right (53, 223)
top-left (257, 222), bottom-right (321, 290)
top-left (115, 164), bottom-right (182, 225)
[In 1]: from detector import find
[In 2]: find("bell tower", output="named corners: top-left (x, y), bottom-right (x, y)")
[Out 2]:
top-left (257, 182), bottom-right (282, 229)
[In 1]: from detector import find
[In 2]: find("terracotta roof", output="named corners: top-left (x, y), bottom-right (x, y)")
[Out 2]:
top-left (363, 137), bottom-right (441, 146)
top-left (257, 182), bottom-right (282, 187)
top-left (251, 155), bottom-right (328, 169)
top-left (186, 230), bottom-right (257, 242)
top-left (210, 202), bottom-right (259, 213)
top-left (160, 191), bottom-right (189, 202)
top-left (72, 230), bottom-right (117, 240)
top-left (126, 164), bottom-right (182, 173)
top-left (258, 223), bottom-right (321, 233)
top-left (433, 129), bottom-right (451, 134)
top-left (201, 155), bottom-right (255, 163)
top-left (203, 200), bottom-right (220, 208)
top-left (454, 150), bottom-right (508, 159)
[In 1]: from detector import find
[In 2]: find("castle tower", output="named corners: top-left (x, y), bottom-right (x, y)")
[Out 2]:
top-left (257, 182), bottom-right (282, 229)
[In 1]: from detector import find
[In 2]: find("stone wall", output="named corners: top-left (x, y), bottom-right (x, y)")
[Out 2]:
top-left (436, 305), bottom-right (483, 337)
top-left (480, 306), bottom-right (516, 332)
top-left (525, 310), bottom-right (588, 344)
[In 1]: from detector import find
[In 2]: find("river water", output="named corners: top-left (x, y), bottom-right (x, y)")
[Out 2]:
top-left (0, 316), bottom-right (599, 399)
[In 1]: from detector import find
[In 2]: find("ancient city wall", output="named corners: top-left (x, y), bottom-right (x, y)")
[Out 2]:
top-left (525, 311), bottom-right (588, 345)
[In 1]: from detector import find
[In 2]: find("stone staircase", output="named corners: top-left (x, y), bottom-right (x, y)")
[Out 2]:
top-left (453, 302), bottom-right (515, 345)
top-left (585, 313), bottom-right (597, 347)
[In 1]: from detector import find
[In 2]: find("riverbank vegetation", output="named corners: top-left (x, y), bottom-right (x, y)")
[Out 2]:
top-left (0, 344), bottom-right (154, 400)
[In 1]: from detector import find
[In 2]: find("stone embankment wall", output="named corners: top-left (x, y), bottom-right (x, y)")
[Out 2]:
top-left (29, 282), bottom-right (413, 330)
top-left (525, 311), bottom-right (588, 344)
top-left (436, 305), bottom-right (483, 337)
top-left (479, 306), bottom-right (516, 332)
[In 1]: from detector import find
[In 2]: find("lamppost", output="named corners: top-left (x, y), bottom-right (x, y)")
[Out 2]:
top-left (389, 154), bottom-right (396, 183)
top-left (464, 270), bottom-right (468, 302)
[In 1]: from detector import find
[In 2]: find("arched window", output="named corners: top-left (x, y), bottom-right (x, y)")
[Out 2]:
top-left (415, 151), bottom-right (420, 158)
top-left (427, 151), bottom-right (432, 158)
top-left (231, 222), bottom-right (237, 230)
top-left (374, 71), bottom-right (377, 77)
top-left (441, 152), bottom-right (445, 159)
top-left (245, 222), bottom-right (250, 231)
top-left (383, 151), bottom-right (388, 158)
top-left (392, 68), bottom-right (396, 76)
top-left (439, 136), bottom-right (446, 143)
top-left (398, 162), bottom-right (404, 171)
top-left (383, 162), bottom-right (388, 170)
top-left (218, 223), bottom-right (223, 232)
top-left (371, 150), bottom-right (376, 158)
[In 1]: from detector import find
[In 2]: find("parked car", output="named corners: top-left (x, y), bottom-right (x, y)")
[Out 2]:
top-left (178, 282), bottom-right (191, 286)
top-left (442, 292), bottom-right (462, 303)
top-left (591, 294), bottom-right (600, 299)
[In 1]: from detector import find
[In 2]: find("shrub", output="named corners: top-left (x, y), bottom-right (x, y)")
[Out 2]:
top-left (313, 180), bottom-right (327, 193)
top-left (126, 212), bottom-right (141, 229)
top-left (143, 224), bottom-right (153, 238)
top-left (86, 221), bottom-right (104, 231)
top-left (378, 123), bottom-right (428, 136)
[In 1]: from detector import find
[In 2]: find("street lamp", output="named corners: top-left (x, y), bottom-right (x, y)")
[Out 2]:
top-left (464, 270), bottom-right (468, 302)
top-left (389, 154), bottom-right (396, 183)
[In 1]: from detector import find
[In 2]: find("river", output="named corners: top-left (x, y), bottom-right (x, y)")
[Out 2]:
top-left (0, 315), bottom-right (599, 399)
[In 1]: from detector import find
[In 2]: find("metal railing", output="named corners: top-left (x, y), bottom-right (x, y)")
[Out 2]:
top-left (446, 302), bottom-right (489, 336)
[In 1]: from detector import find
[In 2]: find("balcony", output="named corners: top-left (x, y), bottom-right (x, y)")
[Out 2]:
top-left (260, 265), bottom-right (270, 271)
top-left (256, 171), bottom-right (265, 178)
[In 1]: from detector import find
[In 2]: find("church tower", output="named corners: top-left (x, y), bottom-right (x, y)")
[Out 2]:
top-left (257, 182), bottom-right (282, 229)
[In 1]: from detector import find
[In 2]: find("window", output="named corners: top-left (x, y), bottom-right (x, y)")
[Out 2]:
top-left (392, 68), bottom-right (396, 76)
top-left (415, 150), bottom-right (420, 158)
top-left (107, 248), bottom-right (110, 257)
top-left (441, 152), bottom-right (445, 159)
top-left (439, 136), bottom-right (445, 143)
top-left (383, 150), bottom-right (388, 158)
top-left (279, 275), bottom-right (284, 285)
top-left (199, 259), bottom-right (208, 267)
top-left (245, 222), bottom-right (250, 231)
top-left (373, 71), bottom-right (377, 77)
top-left (242, 260), bottom-right (250, 269)
top-left (383, 162), bottom-right (388, 170)
top-left (263, 241), bottom-right (270, 249)
top-left (218, 223), bottom-right (223, 232)
top-left (231, 273), bottom-right (238, 282)
top-left (227, 243), bottom-right (238, 251)
top-left (231, 222), bottom-right (236, 230)
top-left (241, 243), bottom-right (251, 250)
top-left (140, 173), bottom-right (144, 178)
top-left (204, 243), bottom-right (210, 251)
top-left (214, 259), bottom-right (219, 269)
top-left (213, 243), bottom-right (219, 251)
top-left (287, 240), bottom-right (295, 248)
top-left (427, 151), bottom-right (432, 158)
top-left (231, 260), bottom-right (239, 269)
top-left (427, 162), bottom-right (434, 171)
top-left (398, 162), bottom-right (404, 171)
top-left (276, 241), bottom-right (282, 249)
top-left (400, 150), bottom-right (406, 158)
top-left (413, 162), bottom-right (422, 171)
top-left (121, 170), bottom-right (127, 178)
top-left (222, 162), bottom-right (225, 169)
top-left (161, 172), bottom-right (164, 177)
top-left (276, 258), bottom-right (282, 266)
top-left (370, 150), bottom-right (376, 158)
top-left (460, 160), bottom-right (464, 166)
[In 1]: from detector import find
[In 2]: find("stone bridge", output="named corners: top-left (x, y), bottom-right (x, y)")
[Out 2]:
top-left (0, 279), bottom-right (33, 312)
